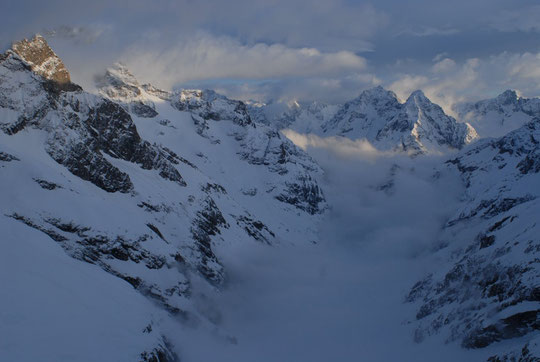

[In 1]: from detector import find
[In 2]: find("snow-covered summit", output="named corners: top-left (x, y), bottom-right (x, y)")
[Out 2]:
top-left (97, 64), bottom-right (326, 214)
top-left (247, 86), bottom-right (477, 155)
top-left (456, 89), bottom-right (540, 138)
top-left (321, 87), bottom-right (478, 155)
top-left (96, 63), bottom-right (163, 117)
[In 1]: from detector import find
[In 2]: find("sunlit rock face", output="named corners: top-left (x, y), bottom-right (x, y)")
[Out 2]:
top-left (11, 34), bottom-right (71, 84)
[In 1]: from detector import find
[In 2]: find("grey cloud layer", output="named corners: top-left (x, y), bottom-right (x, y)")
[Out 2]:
top-left (3, 0), bottom-right (540, 107)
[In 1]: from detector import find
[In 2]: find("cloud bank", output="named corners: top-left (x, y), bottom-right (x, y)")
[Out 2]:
top-left (389, 51), bottom-right (540, 115)
top-left (282, 129), bottom-right (388, 160)
top-left (122, 33), bottom-right (368, 89)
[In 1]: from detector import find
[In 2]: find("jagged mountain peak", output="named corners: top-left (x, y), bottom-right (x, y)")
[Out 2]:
top-left (495, 89), bottom-right (519, 104)
top-left (319, 87), bottom-right (477, 154)
top-left (176, 88), bottom-right (220, 102)
top-left (404, 89), bottom-right (445, 116)
top-left (169, 88), bottom-right (254, 127)
top-left (101, 62), bottom-right (170, 101)
top-left (359, 85), bottom-right (398, 100)
top-left (96, 62), bottom-right (166, 117)
top-left (285, 99), bottom-right (301, 109)
top-left (102, 62), bottom-right (141, 87)
top-left (95, 62), bottom-right (144, 99)
top-left (11, 34), bottom-right (71, 84)
top-left (95, 61), bottom-right (256, 125)
top-left (406, 89), bottom-right (429, 103)
top-left (346, 86), bottom-right (400, 108)
top-left (248, 85), bottom-right (477, 155)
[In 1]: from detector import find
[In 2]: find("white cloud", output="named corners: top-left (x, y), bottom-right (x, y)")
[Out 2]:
top-left (204, 71), bottom-right (381, 104)
top-left (386, 50), bottom-right (540, 117)
top-left (122, 33), bottom-right (376, 92)
top-left (122, 33), bottom-right (369, 90)
top-left (388, 75), bottom-right (429, 102)
top-left (432, 53), bottom-right (449, 62)
top-left (44, 24), bottom-right (112, 44)
top-left (431, 58), bottom-right (456, 74)
top-left (386, 51), bottom-right (540, 115)
top-left (282, 129), bottom-right (392, 160)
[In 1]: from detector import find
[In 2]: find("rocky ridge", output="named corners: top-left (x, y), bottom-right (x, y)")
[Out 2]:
top-left (12, 34), bottom-right (72, 86)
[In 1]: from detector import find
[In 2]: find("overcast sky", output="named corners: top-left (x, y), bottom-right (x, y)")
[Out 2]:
top-left (3, 0), bottom-right (540, 110)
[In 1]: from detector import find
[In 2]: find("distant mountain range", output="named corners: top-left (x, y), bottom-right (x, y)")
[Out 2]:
top-left (249, 86), bottom-right (540, 156)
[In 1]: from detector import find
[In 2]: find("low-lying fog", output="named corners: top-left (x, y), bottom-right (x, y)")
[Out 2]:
top-left (170, 131), bottom-right (491, 361)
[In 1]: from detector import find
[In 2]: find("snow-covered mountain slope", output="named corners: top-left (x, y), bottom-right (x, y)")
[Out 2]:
top-left (96, 63), bottom-right (326, 217)
top-left (249, 86), bottom-right (477, 156)
top-left (0, 216), bottom-right (177, 361)
top-left (406, 117), bottom-right (540, 358)
top-left (0, 36), bottom-right (325, 361)
top-left (456, 90), bottom-right (540, 138)
top-left (247, 99), bottom-right (339, 133)
top-left (320, 87), bottom-right (478, 155)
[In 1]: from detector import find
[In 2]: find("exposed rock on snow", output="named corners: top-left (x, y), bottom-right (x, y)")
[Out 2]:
top-left (11, 34), bottom-right (70, 83)
top-left (0, 51), bottom-right (186, 193)
top-left (97, 68), bottom-right (326, 215)
top-left (407, 118), bottom-right (540, 353)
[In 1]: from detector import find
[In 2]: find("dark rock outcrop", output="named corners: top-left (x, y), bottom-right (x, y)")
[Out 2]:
top-left (190, 197), bottom-right (229, 285)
